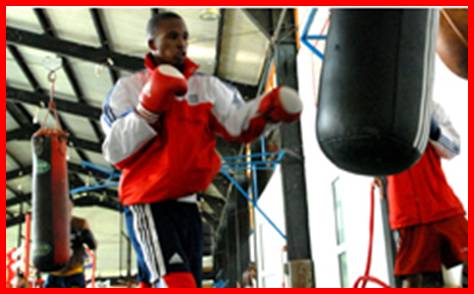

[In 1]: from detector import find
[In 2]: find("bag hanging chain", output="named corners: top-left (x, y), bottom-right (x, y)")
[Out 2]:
top-left (41, 70), bottom-right (63, 131)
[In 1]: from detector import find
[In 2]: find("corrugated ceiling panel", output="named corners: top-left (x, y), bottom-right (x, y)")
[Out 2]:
top-left (67, 57), bottom-right (114, 107)
top-left (8, 176), bottom-right (33, 194)
top-left (68, 148), bottom-right (84, 166)
top-left (6, 189), bottom-right (16, 200)
top-left (16, 46), bottom-right (76, 100)
top-left (6, 52), bottom-right (35, 90)
top-left (6, 227), bottom-right (19, 251)
top-left (6, 112), bottom-right (20, 131)
top-left (219, 10), bottom-right (269, 85)
top-left (7, 203), bottom-right (31, 215)
top-left (45, 8), bottom-right (101, 47)
top-left (101, 9), bottom-right (150, 57)
top-left (76, 174), bottom-right (99, 187)
top-left (60, 112), bottom-right (98, 141)
top-left (84, 151), bottom-right (110, 168)
top-left (6, 7), bottom-right (43, 34)
top-left (7, 142), bottom-right (33, 166)
top-left (6, 153), bottom-right (20, 171)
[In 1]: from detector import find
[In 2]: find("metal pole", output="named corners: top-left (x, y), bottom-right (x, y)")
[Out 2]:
top-left (275, 9), bottom-right (314, 288)
top-left (379, 177), bottom-right (397, 287)
top-left (24, 213), bottom-right (31, 285)
top-left (17, 203), bottom-right (23, 247)
top-left (119, 212), bottom-right (123, 276)
top-left (251, 164), bottom-right (260, 288)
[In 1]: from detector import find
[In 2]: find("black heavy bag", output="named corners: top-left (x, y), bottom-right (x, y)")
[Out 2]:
top-left (316, 9), bottom-right (438, 175)
top-left (32, 128), bottom-right (71, 271)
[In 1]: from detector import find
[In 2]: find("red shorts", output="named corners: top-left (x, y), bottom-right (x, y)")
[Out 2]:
top-left (394, 215), bottom-right (468, 276)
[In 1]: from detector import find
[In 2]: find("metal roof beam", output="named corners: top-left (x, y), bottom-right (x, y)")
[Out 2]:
top-left (6, 193), bottom-right (31, 207)
top-left (6, 102), bottom-right (33, 126)
top-left (213, 9), bottom-right (225, 76)
top-left (7, 87), bottom-right (102, 119)
top-left (73, 195), bottom-right (122, 212)
top-left (90, 8), bottom-right (119, 83)
top-left (7, 26), bottom-right (143, 72)
top-left (7, 215), bottom-right (26, 228)
top-left (242, 9), bottom-right (275, 40)
top-left (6, 26), bottom-right (258, 96)
top-left (7, 126), bottom-right (102, 153)
top-left (6, 150), bottom-right (24, 169)
top-left (6, 166), bottom-right (31, 181)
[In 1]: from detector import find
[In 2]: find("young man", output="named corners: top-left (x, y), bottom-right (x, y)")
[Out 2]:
top-left (386, 102), bottom-right (467, 288)
top-left (44, 216), bottom-right (97, 288)
top-left (101, 12), bottom-right (302, 288)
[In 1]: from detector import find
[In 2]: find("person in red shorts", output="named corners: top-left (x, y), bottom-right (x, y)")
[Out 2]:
top-left (385, 102), bottom-right (467, 288)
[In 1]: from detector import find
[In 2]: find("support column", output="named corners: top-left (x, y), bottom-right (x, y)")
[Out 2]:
top-left (275, 9), bottom-right (314, 288)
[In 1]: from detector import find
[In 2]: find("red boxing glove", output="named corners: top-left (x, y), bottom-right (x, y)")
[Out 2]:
top-left (258, 86), bottom-right (302, 123)
top-left (136, 65), bottom-right (188, 123)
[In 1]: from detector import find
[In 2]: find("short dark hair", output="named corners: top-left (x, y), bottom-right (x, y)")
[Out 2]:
top-left (146, 11), bottom-right (183, 41)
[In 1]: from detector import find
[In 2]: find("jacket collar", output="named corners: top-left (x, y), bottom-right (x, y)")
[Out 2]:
top-left (144, 53), bottom-right (199, 79)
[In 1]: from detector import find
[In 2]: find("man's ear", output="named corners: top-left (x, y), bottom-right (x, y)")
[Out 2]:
top-left (149, 38), bottom-right (160, 55)
top-left (148, 39), bottom-right (156, 51)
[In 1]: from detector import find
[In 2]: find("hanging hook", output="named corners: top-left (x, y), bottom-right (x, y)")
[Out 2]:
top-left (39, 56), bottom-right (63, 131)
top-left (47, 70), bottom-right (57, 83)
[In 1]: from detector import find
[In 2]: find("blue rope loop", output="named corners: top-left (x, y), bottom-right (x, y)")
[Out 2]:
top-left (70, 161), bottom-right (119, 196)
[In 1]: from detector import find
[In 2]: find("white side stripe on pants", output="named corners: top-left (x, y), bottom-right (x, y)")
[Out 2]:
top-left (130, 205), bottom-right (167, 284)
top-left (144, 204), bottom-right (167, 277)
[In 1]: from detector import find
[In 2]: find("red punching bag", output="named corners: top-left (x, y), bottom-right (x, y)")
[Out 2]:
top-left (317, 9), bottom-right (438, 175)
top-left (31, 128), bottom-right (71, 271)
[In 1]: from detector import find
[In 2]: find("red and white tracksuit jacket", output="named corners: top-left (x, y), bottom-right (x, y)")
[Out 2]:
top-left (101, 55), bottom-right (270, 205)
top-left (387, 102), bottom-right (464, 229)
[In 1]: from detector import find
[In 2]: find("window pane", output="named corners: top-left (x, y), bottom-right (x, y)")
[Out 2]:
top-left (338, 252), bottom-right (349, 288)
top-left (332, 178), bottom-right (345, 245)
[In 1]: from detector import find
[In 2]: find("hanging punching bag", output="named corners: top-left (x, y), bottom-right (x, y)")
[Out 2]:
top-left (31, 128), bottom-right (71, 272)
top-left (316, 9), bottom-right (438, 175)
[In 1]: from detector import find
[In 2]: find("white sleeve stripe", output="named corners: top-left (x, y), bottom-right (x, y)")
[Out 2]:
top-left (430, 102), bottom-right (460, 159)
top-left (136, 103), bottom-right (159, 123)
top-left (102, 113), bottom-right (112, 127)
top-left (432, 132), bottom-right (460, 158)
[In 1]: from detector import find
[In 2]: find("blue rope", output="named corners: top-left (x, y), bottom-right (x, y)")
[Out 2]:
top-left (220, 169), bottom-right (287, 241)
top-left (301, 8), bottom-right (326, 60)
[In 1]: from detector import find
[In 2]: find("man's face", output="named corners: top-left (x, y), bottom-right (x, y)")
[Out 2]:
top-left (151, 18), bottom-right (189, 67)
